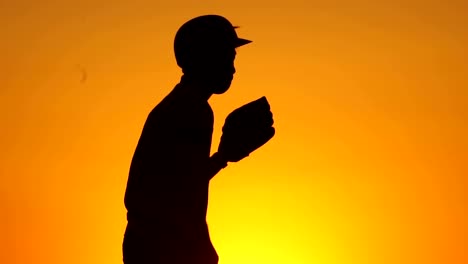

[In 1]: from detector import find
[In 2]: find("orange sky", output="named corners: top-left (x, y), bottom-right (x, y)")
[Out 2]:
top-left (1, 1), bottom-right (467, 264)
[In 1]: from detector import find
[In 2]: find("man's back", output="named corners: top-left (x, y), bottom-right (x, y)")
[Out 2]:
top-left (123, 82), bottom-right (218, 264)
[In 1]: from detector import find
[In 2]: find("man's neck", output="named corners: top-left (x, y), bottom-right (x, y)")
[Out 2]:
top-left (179, 74), bottom-right (213, 101)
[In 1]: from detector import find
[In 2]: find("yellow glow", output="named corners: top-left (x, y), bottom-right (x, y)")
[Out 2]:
top-left (1, 1), bottom-right (467, 264)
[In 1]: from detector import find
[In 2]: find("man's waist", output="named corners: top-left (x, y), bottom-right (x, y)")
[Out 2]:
top-left (125, 212), bottom-right (212, 246)
top-left (127, 211), bottom-right (207, 227)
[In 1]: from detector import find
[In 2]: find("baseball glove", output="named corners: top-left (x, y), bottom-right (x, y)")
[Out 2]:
top-left (218, 96), bottom-right (275, 162)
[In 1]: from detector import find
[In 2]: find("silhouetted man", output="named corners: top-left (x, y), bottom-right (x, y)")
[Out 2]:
top-left (123, 15), bottom-right (275, 264)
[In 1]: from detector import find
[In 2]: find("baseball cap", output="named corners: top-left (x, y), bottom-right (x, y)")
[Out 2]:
top-left (174, 15), bottom-right (252, 68)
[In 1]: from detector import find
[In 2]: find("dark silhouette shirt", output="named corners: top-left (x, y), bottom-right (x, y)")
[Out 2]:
top-left (123, 79), bottom-right (218, 264)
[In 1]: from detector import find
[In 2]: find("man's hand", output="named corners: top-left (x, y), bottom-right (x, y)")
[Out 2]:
top-left (218, 96), bottom-right (275, 162)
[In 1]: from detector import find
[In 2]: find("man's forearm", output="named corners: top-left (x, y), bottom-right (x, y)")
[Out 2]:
top-left (205, 152), bottom-right (228, 181)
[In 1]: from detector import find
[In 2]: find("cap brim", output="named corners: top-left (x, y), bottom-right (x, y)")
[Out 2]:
top-left (235, 38), bottom-right (252, 47)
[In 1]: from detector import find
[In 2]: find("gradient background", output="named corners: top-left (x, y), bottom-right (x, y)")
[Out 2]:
top-left (1, 1), bottom-right (467, 263)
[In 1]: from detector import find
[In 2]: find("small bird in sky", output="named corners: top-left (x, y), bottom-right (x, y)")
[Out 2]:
top-left (75, 64), bottom-right (87, 84)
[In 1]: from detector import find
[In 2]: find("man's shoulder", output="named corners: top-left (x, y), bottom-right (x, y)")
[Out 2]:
top-left (156, 90), bottom-right (211, 116)
top-left (146, 97), bottom-right (210, 130)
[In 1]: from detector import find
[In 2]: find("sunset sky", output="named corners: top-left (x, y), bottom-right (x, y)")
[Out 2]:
top-left (1, 1), bottom-right (467, 264)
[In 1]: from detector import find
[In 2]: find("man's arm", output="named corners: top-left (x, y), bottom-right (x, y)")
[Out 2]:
top-left (170, 144), bottom-right (228, 183)
top-left (205, 152), bottom-right (228, 181)
top-left (168, 121), bottom-right (228, 183)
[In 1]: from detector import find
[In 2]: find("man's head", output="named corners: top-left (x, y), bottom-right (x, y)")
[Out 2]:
top-left (174, 15), bottom-right (251, 94)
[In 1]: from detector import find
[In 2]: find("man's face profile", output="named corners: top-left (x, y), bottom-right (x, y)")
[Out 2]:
top-left (210, 47), bottom-right (237, 94)
top-left (188, 45), bottom-right (237, 94)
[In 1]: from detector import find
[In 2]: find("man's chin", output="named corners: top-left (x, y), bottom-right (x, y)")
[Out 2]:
top-left (213, 81), bottom-right (232, 94)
